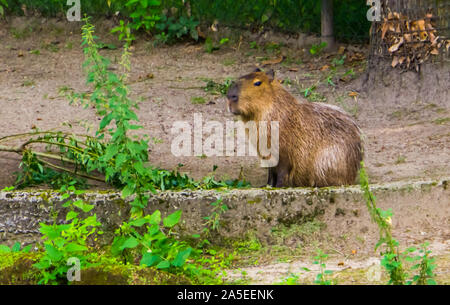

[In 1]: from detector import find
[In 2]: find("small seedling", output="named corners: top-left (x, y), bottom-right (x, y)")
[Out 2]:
top-left (191, 96), bottom-right (206, 104)
top-left (309, 42), bottom-right (327, 55)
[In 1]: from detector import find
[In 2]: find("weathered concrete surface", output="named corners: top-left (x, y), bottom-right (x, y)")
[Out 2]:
top-left (0, 178), bottom-right (449, 253)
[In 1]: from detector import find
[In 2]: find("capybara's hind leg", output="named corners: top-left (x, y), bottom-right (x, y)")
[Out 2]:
top-left (275, 164), bottom-right (290, 187)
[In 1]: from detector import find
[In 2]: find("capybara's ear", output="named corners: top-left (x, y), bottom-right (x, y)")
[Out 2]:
top-left (253, 67), bottom-right (262, 72)
top-left (266, 69), bottom-right (275, 82)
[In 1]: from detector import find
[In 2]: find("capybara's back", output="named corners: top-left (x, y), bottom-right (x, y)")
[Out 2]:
top-left (226, 68), bottom-right (363, 187)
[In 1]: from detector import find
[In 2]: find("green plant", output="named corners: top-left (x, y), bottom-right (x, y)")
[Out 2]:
top-left (359, 162), bottom-right (437, 285)
top-left (0, 242), bottom-right (32, 254)
top-left (111, 210), bottom-right (193, 270)
top-left (204, 36), bottom-right (229, 53)
top-left (309, 42), bottom-right (327, 56)
top-left (123, 0), bottom-right (162, 31)
top-left (33, 185), bottom-right (102, 284)
top-left (406, 242), bottom-right (437, 285)
top-left (203, 198), bottom-right (228, 235)
top-left (331, 55), bottom-right (346, 67)
top-left (395, 155), bottom-right (406, 164)
top-left (155, 14), bottom-right (199, 44)
top-left (360, 163), bottom-right (405, 284)
top-left (299, 81), bottom-right (326, 103)
top-left (190, 96), bottom-right (206, 104)
top-left (29, 49), bottom-right (41, 55)
top-left (21, 79), bottom-right (36, 87)
top-left (303, 249), bottom-right (334, 285)
top-left (277, 272), bottom-right (300, 285)
top-left (0, 17), bottom-right (251, 285)
top-left (10, 26), bottom-right (33, 39)
top-left (203, 78), bottom-right (233, 96)
top-left (0, 0), bottom-right (7, 16)
top-left (249, 41), bottom-right (259, 49)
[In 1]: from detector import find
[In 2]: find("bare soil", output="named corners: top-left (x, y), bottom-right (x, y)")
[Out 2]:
top-left (0, 17), bottom-right (449, 284)
top-left (0, 17), bottom-right (449, 189)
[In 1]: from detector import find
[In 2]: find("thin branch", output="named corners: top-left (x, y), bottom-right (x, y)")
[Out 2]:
top-left (37, 157), bottom-right (105, 183)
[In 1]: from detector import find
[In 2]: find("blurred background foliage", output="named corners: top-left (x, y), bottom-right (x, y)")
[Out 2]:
top-left (1, 0), bottom-right (371, 43)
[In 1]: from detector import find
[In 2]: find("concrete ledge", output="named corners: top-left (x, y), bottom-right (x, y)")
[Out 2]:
top-left (1, 178), bottom-right (449, 250)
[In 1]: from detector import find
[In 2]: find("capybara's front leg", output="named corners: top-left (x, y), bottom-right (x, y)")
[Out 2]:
top-left (267, 167), bottom-right (277, 186)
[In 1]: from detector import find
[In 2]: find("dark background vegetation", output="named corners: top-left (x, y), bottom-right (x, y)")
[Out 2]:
top-left (2, 0), bottom-right (371, 43)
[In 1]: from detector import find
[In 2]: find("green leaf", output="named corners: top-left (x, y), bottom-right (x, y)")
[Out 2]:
top-left (44, 244), bottom-right (63, 261)
top-left (149, 210), bottom-right (161, 225)
top-left (11, 242), bottom-right (21, 252)
top-left (122, 184), bottom-right (135, 198)
top-left (163, 210), bottom-right (182, 228)
top-left (130, 217), bottom-right (148, 227)
top-left (140, 253), bottom-right (161, 267)
top-left (0, 245), bottom-right (11, 253)
top-left (22, 245), bottom-right (32, 253)
top-left (119, 237), bottom-right (139, 250)
top-left (156, 260), bottom-right (170, 269)
top-left (171, 248), bottom-right (192, 267)
top-left (99, 113), bottom-right (113, 130)
top-left (111, 236), bottom-right (126, 256)
top-left (65, 243), bottom-right (88, 252)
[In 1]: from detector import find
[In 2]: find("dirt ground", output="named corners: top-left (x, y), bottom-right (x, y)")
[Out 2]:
top-left (0, 17), bottom-right (449, 284)
top-left (0, 17), bottom-right (449, 189)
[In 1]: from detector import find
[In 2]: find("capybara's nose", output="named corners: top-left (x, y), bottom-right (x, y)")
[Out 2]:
top-left (228, 94), bottom-right (238, 103)
top-left (227, 82), bottom-right (239, 102)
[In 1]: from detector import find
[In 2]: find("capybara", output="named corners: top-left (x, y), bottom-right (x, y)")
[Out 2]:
top-left (226, 68), bottom-right (363, 187)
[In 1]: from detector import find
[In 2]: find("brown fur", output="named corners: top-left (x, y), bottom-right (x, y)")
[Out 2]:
top-left (226, 69), bottom-right (363, 187)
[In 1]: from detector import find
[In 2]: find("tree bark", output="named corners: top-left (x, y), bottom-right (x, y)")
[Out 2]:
top-left (321, 0), bottom-right (335, 51)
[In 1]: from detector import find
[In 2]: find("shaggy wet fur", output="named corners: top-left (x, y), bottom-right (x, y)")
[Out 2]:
top-left (226, 69), bottom-right (363, 187)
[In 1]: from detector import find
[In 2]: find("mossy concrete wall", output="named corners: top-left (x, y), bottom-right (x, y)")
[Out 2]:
top-left (0, 178), bottom-right (449, 249)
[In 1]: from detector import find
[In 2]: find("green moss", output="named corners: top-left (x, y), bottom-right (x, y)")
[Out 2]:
top-left (191, 96), bottom-right (206, 104)
top-left (247, 197), bottom-right (262, 204)
top-left (0, 251), bottom-right (191, 285)
top-left (433, 117), bottom-right (450, 125)
top-left (0, 252), bottom-right (41, 285)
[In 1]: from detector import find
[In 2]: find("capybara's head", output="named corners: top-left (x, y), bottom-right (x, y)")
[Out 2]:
top-left (226, 68), bottom-right (275, 117)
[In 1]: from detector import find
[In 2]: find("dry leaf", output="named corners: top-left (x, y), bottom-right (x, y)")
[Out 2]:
top-left (337, 46), bottom-right (346, 55)
top-left (210, 20), bottom-right (219, 32)
top-left (196, 26), bottom-right (206, 39)
top-left (320, 65), bottom-right (329, 71)
top-left (430, 48), bottom-right (439, 55)
top-left (391, 56), bottom-right (399, 68)
top-left (262, 56), bottom-right (284, 65)
top-left (389, 37), bottom-right (404, 53)
top-left (381, 21), bottom-right (389, 40)
top-left (403, 33), bottom-right (411, 42)
top-left (348, 91), bottom-right (358, 97)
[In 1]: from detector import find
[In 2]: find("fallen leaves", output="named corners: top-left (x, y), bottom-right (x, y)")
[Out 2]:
top-left (380, 11), bottom-right (449, 70)
top-left (261, 56), bottom-right (284, 65)
top-left (348, 91), bottom-right (358, 98)
top-left (348, 91), bottom-right (359, 102)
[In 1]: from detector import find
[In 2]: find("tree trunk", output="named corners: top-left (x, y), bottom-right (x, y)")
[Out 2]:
top-left (321, 0), bottom-right (335, 50)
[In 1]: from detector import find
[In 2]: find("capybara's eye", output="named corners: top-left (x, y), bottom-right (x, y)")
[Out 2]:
top-left (254, 81), bottom-right (262, 86)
